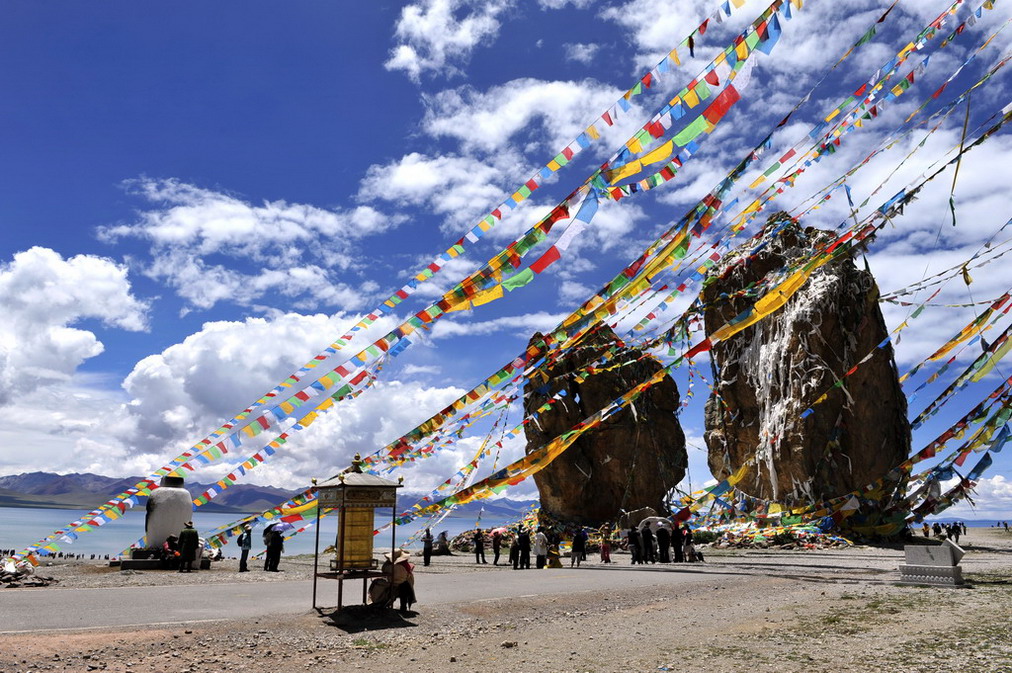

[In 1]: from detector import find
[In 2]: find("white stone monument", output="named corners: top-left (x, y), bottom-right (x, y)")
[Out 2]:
top-left (144, 474), bottom-right (194, 549)
top-left (898, 539), bottom-right (965, 586)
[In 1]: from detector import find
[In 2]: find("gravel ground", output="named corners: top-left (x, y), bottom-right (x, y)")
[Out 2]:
top-left (5, 529), bottom-right (1012, 673)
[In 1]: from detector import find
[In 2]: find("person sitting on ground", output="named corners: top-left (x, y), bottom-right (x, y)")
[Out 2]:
top-left (370, 549), bottom-right (416, 613)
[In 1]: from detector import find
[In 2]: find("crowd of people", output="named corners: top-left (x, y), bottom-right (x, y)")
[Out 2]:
top-left (438, 520), bottom-right (704, 570)
top-left (921, 521), bottom-right (967, 544)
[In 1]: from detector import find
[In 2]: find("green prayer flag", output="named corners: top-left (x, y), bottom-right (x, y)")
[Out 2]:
top-left (503, 268), bottom-right (535, 291)
top-left (674, 115), bottom-right (712, 146)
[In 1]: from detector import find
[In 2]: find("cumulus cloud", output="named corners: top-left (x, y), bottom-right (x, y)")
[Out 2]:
top-left (421, 78), bottom-right (626, 154)
top-left (96, 310), bottom-right (493, 491)
top-left (431, 311), bottom-right (566, 339)
top-left (100, 178), bottom-right (403, 312)
top-left (0, 247), bottom-right (148, 405)
top-left (356, 152), bottom-right (510, 230)
top-left (563, 42), bottom-right (600, 64)
top-left (385, 0), bottom-right (514, 82)
top-left (938, 475), bottom-right (1012, 520)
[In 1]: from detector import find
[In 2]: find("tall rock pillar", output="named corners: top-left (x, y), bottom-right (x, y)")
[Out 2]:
top-left (523, 325), bottom-right (687, 524)
top-left (702, 214), bottom-right (910, 520)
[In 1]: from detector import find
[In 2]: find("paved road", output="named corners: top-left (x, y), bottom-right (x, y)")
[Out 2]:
top-left (1, 563), bottom-right (730, 634)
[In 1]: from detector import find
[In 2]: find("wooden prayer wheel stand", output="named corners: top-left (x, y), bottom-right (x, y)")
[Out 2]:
top-left (311, 454), bottom-right (402, 611)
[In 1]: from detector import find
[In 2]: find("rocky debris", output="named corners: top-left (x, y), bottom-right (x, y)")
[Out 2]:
top-left (523, 325), bottom-right (687, 524)
top-left (702, 214), bottom-right (910, 515)
top-left (1, 559), bottom-right (58, 588)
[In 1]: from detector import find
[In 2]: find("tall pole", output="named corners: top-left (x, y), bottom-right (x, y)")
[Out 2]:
top-left (312, 481), bottom-right (321, 610)
top-left (337, 490), bottom-right (346, 611)
top-left (389, 505), bottom-right (396, 606)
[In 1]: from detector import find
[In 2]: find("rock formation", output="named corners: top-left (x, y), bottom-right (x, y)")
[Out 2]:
top-left (523, 325), bottom-right (687, 524)
top-left (702, 213), bottom-right (910, 515)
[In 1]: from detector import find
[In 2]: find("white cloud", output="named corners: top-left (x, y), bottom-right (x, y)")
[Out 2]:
top-left (356, 152), bottom-right (510, 230)
top-left (938, 475), bottom-right (1012, 521)
top-left (538, 0), bottom-right (593, 8)
top-left (421, 78), bottom-right (626, 154)
top-left (385, 0), bottom-right (514, 82)
top-left (0, 247), bottom-right (148, 405)
top-left (100, 178), bottom-right (403, 312)
top-left (563, 42), bottom-right (600, 64)
top-left (431, 311), bottom-right (566, 339)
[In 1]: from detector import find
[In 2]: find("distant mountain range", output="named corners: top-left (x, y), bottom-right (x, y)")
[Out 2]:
top-left (0, 471), bottom-right (539, 517)
top-left (0, 471), bottom-right (299, 513)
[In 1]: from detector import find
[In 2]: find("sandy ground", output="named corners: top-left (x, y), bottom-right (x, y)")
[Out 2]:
top-left (4, 528), bottom-right (1012, 673)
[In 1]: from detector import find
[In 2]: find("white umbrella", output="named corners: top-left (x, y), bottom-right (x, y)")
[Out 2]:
top-left (638, 516), bottom-right (673, 533)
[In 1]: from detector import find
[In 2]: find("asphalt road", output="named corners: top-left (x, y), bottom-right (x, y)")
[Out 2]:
top-left (1, 563), bottom-right (728, 634)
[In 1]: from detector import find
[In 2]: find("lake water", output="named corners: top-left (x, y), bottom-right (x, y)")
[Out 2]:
top-left (0, 506), bottom-right (514, 559)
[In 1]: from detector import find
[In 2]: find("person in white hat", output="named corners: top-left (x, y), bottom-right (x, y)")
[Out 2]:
top-left (370, 549), bottom-right (416, 613)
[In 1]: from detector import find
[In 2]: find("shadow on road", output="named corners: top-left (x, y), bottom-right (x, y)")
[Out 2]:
top-left (317, 605), bottom-right (419, 634)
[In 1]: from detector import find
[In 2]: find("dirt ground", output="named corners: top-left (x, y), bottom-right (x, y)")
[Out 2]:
top-left (4, 529), bottom-right (1012, 673)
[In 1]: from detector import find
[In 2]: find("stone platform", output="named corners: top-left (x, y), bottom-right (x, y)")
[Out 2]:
top-left (897, 539), bottom-right (966, 587)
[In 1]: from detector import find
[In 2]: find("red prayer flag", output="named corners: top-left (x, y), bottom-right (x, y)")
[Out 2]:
top-left (530, 246), bottom-right (561, 274)
top-left (702, 84), bottom-right (740, 125)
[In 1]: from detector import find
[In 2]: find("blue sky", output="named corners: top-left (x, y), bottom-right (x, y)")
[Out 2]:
top-left (2, 0), bottom-right (1012, 520)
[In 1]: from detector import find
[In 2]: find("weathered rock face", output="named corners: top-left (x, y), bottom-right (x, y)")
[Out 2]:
top-left (523, 325), bottom-right (687, 525)
top-left (702, 214), bottom-right (910, 510)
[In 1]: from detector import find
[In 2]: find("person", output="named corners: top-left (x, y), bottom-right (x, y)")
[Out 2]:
top-left (473, 528), bottom-right (487, 564)
top-left (932, 522), bottom-right (942, 537)
top-left (570, 528), bottom-right (586, 567)
top-left (236, 524), bottom-right (252, 572)
top-left (178, 522), bottom-right (200, 573)
top-left (656, 525), bottom-right (671, 563)
top-left (533, 528), bottom-right (549, 569)
top-left (509, 534), bottom-right (520, 569)
top-left (422, 528), bottom-right (433, 567)
top-left (265, 525), bottom-right (284, 572)
top-left (369, 549), bottom-right (416, 613)
top-left (600, 527), bottom-right (612, 563)
top-left (962, 522), bottom-right (968, 536)
top-left (641, 524), bottom-right (657, 563)
top-left (517, 528), bottom-right (532, 569)
top-left (435, 531), bottom-right (452, 555)
top-left (263, 523), bottom-right (275, 571)
top-left (628, 527), bottom-right (642, 564)
top-left (672, 523), bottom-right (684, 563)
top-left (682, 524), bottom-right (696, 562)
top-left (921, 522), bottom-right (930, 537)
top-left (491, 529), bottom-right (503, 566)
top-left (161, 534), bottom-right (181, 568)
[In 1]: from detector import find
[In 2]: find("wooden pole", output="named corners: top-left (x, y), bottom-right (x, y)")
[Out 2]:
top-left (337, 492), bottom-right (346, 611)
top-left (312, 486), bottom-right (321, 610)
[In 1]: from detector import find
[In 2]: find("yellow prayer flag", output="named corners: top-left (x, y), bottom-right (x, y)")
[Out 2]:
top-left (640, 140), bottom-right (675, 167)
top-left (586, 124), bottom-right (600, 140)
top-left (608, 159), bottom-right (643, 185)
top-left (472, 285), bottom-right (504, 307)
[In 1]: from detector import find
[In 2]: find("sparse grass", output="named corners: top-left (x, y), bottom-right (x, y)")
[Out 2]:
top-left (351, 637), bottom-right (389, 651)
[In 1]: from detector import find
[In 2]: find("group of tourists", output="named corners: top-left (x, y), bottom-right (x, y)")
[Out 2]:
top-left (626, 523), bottom-right (701, 564)
top-left (921, 521), bottom-right (967, 544)
top-left (423, 521), bottom-right (703, 569)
